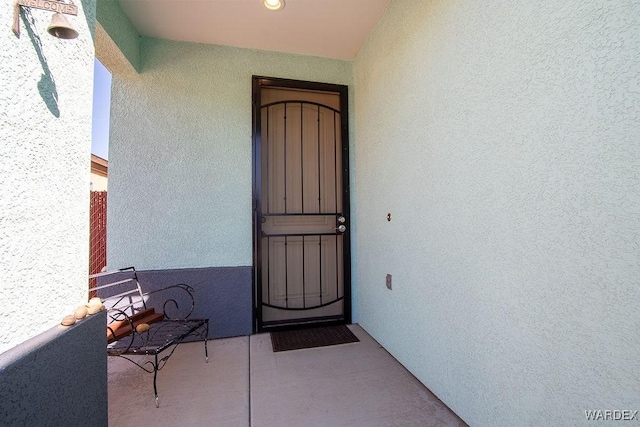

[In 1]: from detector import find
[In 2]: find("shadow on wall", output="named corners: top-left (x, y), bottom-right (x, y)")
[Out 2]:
top-left (97, 267), bottom-right (254, 339)
top-left (20, 8), bottom-right (60, 118)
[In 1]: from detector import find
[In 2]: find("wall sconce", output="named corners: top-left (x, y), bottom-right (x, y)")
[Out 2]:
top-left (13, 0), bottom-right (79, 39)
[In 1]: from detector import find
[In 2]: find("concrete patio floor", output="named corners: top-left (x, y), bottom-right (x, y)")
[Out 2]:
top-left (108, 324), bottom-right (466, 426)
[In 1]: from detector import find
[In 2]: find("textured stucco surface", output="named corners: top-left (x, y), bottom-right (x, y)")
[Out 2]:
top-left (96, 0), bottom-right (140, 71)
top-left (0, 311), bottom-right (107, 426)
top-left (95, 22), bottom-right (138, 80)
top-left (0, 0), bottom-right (96, 354)
top-left (108, 39), bottom-right (354, 272)
top-left (354, 1), bottom-right (640, 426)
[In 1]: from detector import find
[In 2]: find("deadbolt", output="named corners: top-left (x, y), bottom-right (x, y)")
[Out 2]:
top-left (337, 216), bottom-right (346, 224)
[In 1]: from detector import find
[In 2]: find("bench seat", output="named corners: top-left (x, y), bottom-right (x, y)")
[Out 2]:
top-left (89, 266), bottom-right (209, 407)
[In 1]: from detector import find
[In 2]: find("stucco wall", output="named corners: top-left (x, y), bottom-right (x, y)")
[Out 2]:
top-left (108, 39), bottom-right (354, 271)
top-left (354, 1), bottom-right (640, 425)
top-left (0, 311), bottom-right (107, 426)
top-left (96, 0), bottom-right (140, 71)
top-left (0, 0), bottom-right (96, 354)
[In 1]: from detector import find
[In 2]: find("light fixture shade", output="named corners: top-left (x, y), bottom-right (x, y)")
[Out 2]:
top-left (264, 0), bottom-right (285, 11)
top-left (47, 13), bottom-right (78, 39)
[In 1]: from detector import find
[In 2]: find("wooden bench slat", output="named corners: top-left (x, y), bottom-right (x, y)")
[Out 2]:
top-left (89, 267), bottom-right (135, 279)
top-left (107, 309), bottom-right (165, 343)
top-left (89, 278), bottom-right (136, 292)
top-left (106, 288), bottom-right (141, 301)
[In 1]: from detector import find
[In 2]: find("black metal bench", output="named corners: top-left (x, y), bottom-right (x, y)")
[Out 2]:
top-left (89, 267), bottom-right (209, 407)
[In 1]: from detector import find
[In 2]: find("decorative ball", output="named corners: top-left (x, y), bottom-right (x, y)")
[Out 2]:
top-left (86, 301), bottom-right (102, 315)
top-left (85, 297), bottom-right (104, 314)
top-left (89, 297), bottom-right (102, 306)
top-left (135, 323), bottom-right (150, 334)
top-left (61, 315), bottom-right (76, 326)
top-left (74, 305), bottom-right (88, 319)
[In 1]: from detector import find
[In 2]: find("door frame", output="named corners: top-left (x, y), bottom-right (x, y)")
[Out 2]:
top-left (252, 75), bottom-right (351, 333)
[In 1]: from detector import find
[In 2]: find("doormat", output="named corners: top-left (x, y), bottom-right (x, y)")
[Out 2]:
top-left (271, 325), bottom-right (359, 352)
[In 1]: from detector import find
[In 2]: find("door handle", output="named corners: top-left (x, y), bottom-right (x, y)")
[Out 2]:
top-left (335, 225), bottom-right (347, 233)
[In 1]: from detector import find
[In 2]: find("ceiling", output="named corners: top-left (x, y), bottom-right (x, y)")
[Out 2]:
top-left (118, 0), bottom-right (392, 60)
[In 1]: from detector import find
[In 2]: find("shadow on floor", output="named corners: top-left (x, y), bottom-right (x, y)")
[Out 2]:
top-left (108, 324), bottom-right (466, 427)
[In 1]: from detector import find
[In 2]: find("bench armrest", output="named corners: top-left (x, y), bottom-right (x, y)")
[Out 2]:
top-left (143, 284), bottom-right (196, 320)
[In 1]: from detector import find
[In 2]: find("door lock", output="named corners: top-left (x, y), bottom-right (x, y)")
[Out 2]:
top-left (335, 225), bottom-right (347, 233)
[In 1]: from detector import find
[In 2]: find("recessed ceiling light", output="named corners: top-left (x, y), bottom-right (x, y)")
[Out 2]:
top-left (264, 0), bottom-right (285, 11)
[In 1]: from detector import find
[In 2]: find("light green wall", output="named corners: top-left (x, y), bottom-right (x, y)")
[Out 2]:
top-left (354, 0), bottom-right (640, 425)
top-left (107, 39), bottom-right (354, 272)
top-left (96, 0), bottom-right (140, 71)
top-left (0, 0), bottom-right (96, 354)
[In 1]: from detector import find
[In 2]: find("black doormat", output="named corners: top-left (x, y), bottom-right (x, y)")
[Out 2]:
top-left (271, 325), bottom-right (359, 352)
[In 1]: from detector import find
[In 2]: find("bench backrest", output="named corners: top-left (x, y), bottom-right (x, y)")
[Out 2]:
top-left (88, 267), bottom-right (147, 317)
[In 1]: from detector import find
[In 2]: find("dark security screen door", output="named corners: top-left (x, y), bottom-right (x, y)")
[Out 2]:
top-left (253, 78), bottom-right (351, 331)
